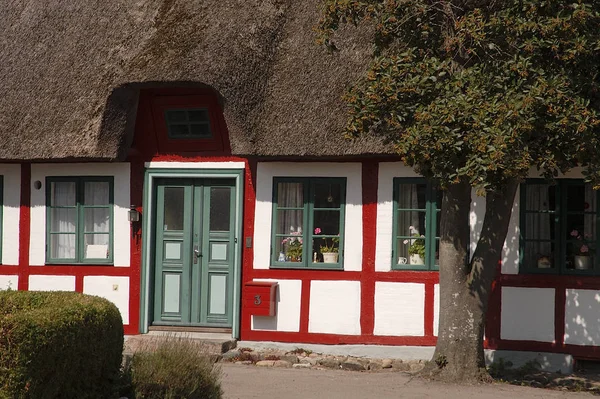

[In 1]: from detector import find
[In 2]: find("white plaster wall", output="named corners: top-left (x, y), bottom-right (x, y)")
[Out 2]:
top-left (253, 163), bottom-right (362, 271)
top-left (375, 162), bottom-right (421, 271)
top-left (433, 283), bottom-right (440, 337)
top-left (28, 275), bottom-right (75, 291)
top-left (83, 276), bottom-right (130, 324)
top-left (251, 279), bottom-right (302, 332)
top-left (30, 163), bottom-right (130, 266)
top-left (0, 275), bottom-right (18, 290)
top-left (309, 280), bottom-right (361, 335)
top-left (501, 287), bottom-right (555, 342)
top-left (564, 289), bottom-right (600, 346)
top-left (0, 164), bottom-right (21, 265)
top-left (374, 282), bottom-right (424, 336)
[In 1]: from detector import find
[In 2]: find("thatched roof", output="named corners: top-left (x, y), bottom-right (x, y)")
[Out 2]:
top-left (0, 0), bottom-right (394, 161)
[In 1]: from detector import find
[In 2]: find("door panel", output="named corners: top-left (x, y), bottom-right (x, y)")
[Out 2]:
top-left (153, 178), bottom-right (235, 327)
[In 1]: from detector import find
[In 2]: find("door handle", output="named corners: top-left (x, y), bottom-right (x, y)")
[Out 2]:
top-left (193, 245), bottom-right (202, 264)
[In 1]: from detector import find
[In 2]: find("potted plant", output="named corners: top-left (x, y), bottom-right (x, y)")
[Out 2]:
top-left (406, 234), bottom-right (426, 265)
top-left (314, 228), bottom-right (339, 263)
top-left (282, 231), bottom-right (303, 262)
top-left (570, 229), bottom-right (594, 270)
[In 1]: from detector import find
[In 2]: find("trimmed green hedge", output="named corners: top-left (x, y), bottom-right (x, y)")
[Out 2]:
top-left (0, 291), bottom-right (124, 399)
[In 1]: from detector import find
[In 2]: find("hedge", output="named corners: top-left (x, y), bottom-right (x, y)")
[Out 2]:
top-left (0, 291), bottom-right (124, 399)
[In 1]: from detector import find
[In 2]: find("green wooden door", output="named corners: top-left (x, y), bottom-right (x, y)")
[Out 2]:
top-left (153, 178), bottom-right (235, 327)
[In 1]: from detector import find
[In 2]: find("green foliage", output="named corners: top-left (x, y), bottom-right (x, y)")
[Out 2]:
top-left (318, 0), bottom-right (600, 190)
top-left (129, 336), bottom-right (222, 399)
top-left (0, 291), bottom-right (124, 398)
top-left (407, 234), bottom-right (426, 257)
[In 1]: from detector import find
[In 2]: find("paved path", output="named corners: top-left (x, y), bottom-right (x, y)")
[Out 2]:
top-left (221, 364), bottom-right (593, 399)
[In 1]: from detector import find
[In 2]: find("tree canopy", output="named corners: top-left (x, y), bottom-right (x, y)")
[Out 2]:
top-left (318, 0), bottom-right (600, 189)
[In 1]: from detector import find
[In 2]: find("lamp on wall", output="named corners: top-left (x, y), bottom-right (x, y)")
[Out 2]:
top-left (128, 205), bottom-right (141, 223)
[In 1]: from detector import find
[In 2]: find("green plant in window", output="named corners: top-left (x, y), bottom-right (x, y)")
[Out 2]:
top-left (314, 228), bottom-right (339, 253)
top-left (407, 234), bottom-right (426, 259)
top-left (282, 232), bottom-right (303, 261)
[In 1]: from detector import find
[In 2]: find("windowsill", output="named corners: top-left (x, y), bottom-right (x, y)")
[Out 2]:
top-left (392, 265), bottom-right (439, 272)
top-left (43, 262), bottom-right (114, 267)
top-left (269, 264), bottom-right (344, 271)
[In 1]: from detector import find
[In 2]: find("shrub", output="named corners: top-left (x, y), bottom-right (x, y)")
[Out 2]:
top-left (0, 290), bottom-right (124, 398)
top-left (130, 336), bottom-right (222, 399)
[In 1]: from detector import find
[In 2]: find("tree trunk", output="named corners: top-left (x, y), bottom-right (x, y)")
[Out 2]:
top-left (420, 179), bottom-right (519, 382)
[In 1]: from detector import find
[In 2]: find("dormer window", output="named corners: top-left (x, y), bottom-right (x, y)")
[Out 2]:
top-left (151, 92), bottom-right (228, 153)
top-left (165, 108), bottom-right (212, 139)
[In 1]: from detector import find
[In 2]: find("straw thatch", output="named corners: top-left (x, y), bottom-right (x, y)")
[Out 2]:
top-left (0, 0), bottom-right (393, 161)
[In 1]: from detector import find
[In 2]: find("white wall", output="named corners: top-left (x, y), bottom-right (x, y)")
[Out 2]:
top-left (374, 282), bottom-right (424, 336)
top-left (309, 280), bottom-right (361, 335)
top-left (251, 279), bottom-right (302, 332)
top-left (29, 163), bottom-right (130, 266)
top-left (433, 283), bottom-right (440, 336)
top-left (254, 162), bottom-right (363, 271)
top-left (501, 287), bottom-right (555, 342)
top-left (0, 275), bottom-right (18, 290)
top-left (29, 275), bottom-right (75, 291)
top-left (83, 276), bottom-right (130, 324)
top-left (564, 289), bottom-right (600, 346)
top-left (0, 164), bottom-right (20, 265)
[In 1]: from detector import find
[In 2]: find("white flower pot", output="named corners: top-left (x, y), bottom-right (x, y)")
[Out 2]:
top-left (410, 254), bottom-right (424, 265)
top-left (322, 252), bottom-right (338, 264)
top-left (574, 255), bottom-right (592, 270)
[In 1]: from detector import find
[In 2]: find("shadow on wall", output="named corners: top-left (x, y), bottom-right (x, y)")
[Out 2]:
top-left (564, 289), bottom-right (600, 347)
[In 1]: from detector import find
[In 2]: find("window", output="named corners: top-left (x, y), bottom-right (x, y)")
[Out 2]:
top-left (392, 178), bottom-right (441, 271)
top-left (164, 108), bottom-right (212, 139)
top-left (520, 179), bottom-right (599, 275)
top-left (271, 177), bottom-right (346, 269)
top-left (46, 177), bottom-right (113, 264)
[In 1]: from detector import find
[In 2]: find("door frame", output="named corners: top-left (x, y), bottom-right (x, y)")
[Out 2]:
top-left (140, 164), bottom-right (245, 338)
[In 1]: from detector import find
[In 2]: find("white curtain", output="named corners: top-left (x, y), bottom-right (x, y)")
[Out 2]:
top-left (83, 182), bottom-right (110, 259)
top-left (525, 185), bottom-right (552, 266)
top-left (277, 182), bottom-right (303, 236)
top-left (50, 182), bottom-right (76, 259)
top-left (397, 183), bottom-right (424, 260)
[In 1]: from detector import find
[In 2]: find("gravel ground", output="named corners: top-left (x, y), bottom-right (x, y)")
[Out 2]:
top-left (221, 363), bottom-right (595, 399)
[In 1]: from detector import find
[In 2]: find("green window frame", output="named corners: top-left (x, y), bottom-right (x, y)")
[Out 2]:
top-left (46, 177), bottom-right (114, 265)
top-left (392, 178), bottom-right (441, 271)
top-left (520, 179), bottom-right (600, 275)
top-left (270, 177), bottom-right (346, 270)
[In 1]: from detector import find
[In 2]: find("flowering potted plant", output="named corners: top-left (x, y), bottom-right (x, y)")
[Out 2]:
top-left (314, 228), bottom-right (339, 263)
top-left (405, 234), bottom-right (426, 265)
top-left (282, 230), bottom-right (303, 262)
top-left (570, 229), bottom-right (594, 270)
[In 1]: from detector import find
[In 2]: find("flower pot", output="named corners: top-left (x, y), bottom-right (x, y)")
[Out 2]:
top-left (410, 254), bottom-right (424, 265)
top-left (322, 252), bottom-right (338, 264)
top-left (574, 255), bottom-right (592, 270)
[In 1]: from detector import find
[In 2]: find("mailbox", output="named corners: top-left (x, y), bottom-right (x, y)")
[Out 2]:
top-left (244, 281), bottom-right (278, 316)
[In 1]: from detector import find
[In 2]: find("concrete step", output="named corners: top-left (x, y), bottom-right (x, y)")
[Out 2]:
top-left (124, 333), bottom-right (237, 356)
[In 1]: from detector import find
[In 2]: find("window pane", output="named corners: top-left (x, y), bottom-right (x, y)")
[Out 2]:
top-left (84, 208), bottom-right (110, 232)
top-left (189, 123), bottom-right (211, 137)
top-left (276, 210), bottom-right (303, 235)
top-left (210, 187), bottom-right (230, 231)
top-left (166, 110), bottom-right (187, 123)
top-left (397, 210), bottom-right (427, 237)
top-left (163, 187), bottom-right (184, 231)
top-left (313, 182), bottom-right (342, 208)
top-left (396, 238), bottom-right (410, 265)
top-left (277, 236), bottom-right (303, 262)
top-left (524, 184), bottom-right (554, 212)
top-left (50, 234), bottom-right (76, 259)
top-left (313, 210), bottom-right (340, 236)
top-left (434, 238), bottom-right (440, 265)
top-left (277, 182), bottom-right (303, 208)
top-left (434, 188), bottom-right (442, 210)
top-left (50, 208), bottom-right (76, 232)
top-left (84, 234), bottom-right (109, 259)
top-left (524, 213), bottom-right (555, 240)
top-left (84, 182), bottom-right (110, 205)
top-left (312, 236), bottom-right (339, 255)
top-left (523, 241), bottom-right (554, 269)
top-left (50, 182), bottom-right (76, 206)
top-left (168, 124), bottom-right (189, 137)
top-left (398, 183), bottom-right (426, 209)
top-left (566, 183), bottom-right (595, 212)
top-left (188, 109), bottom-right (209, 122)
